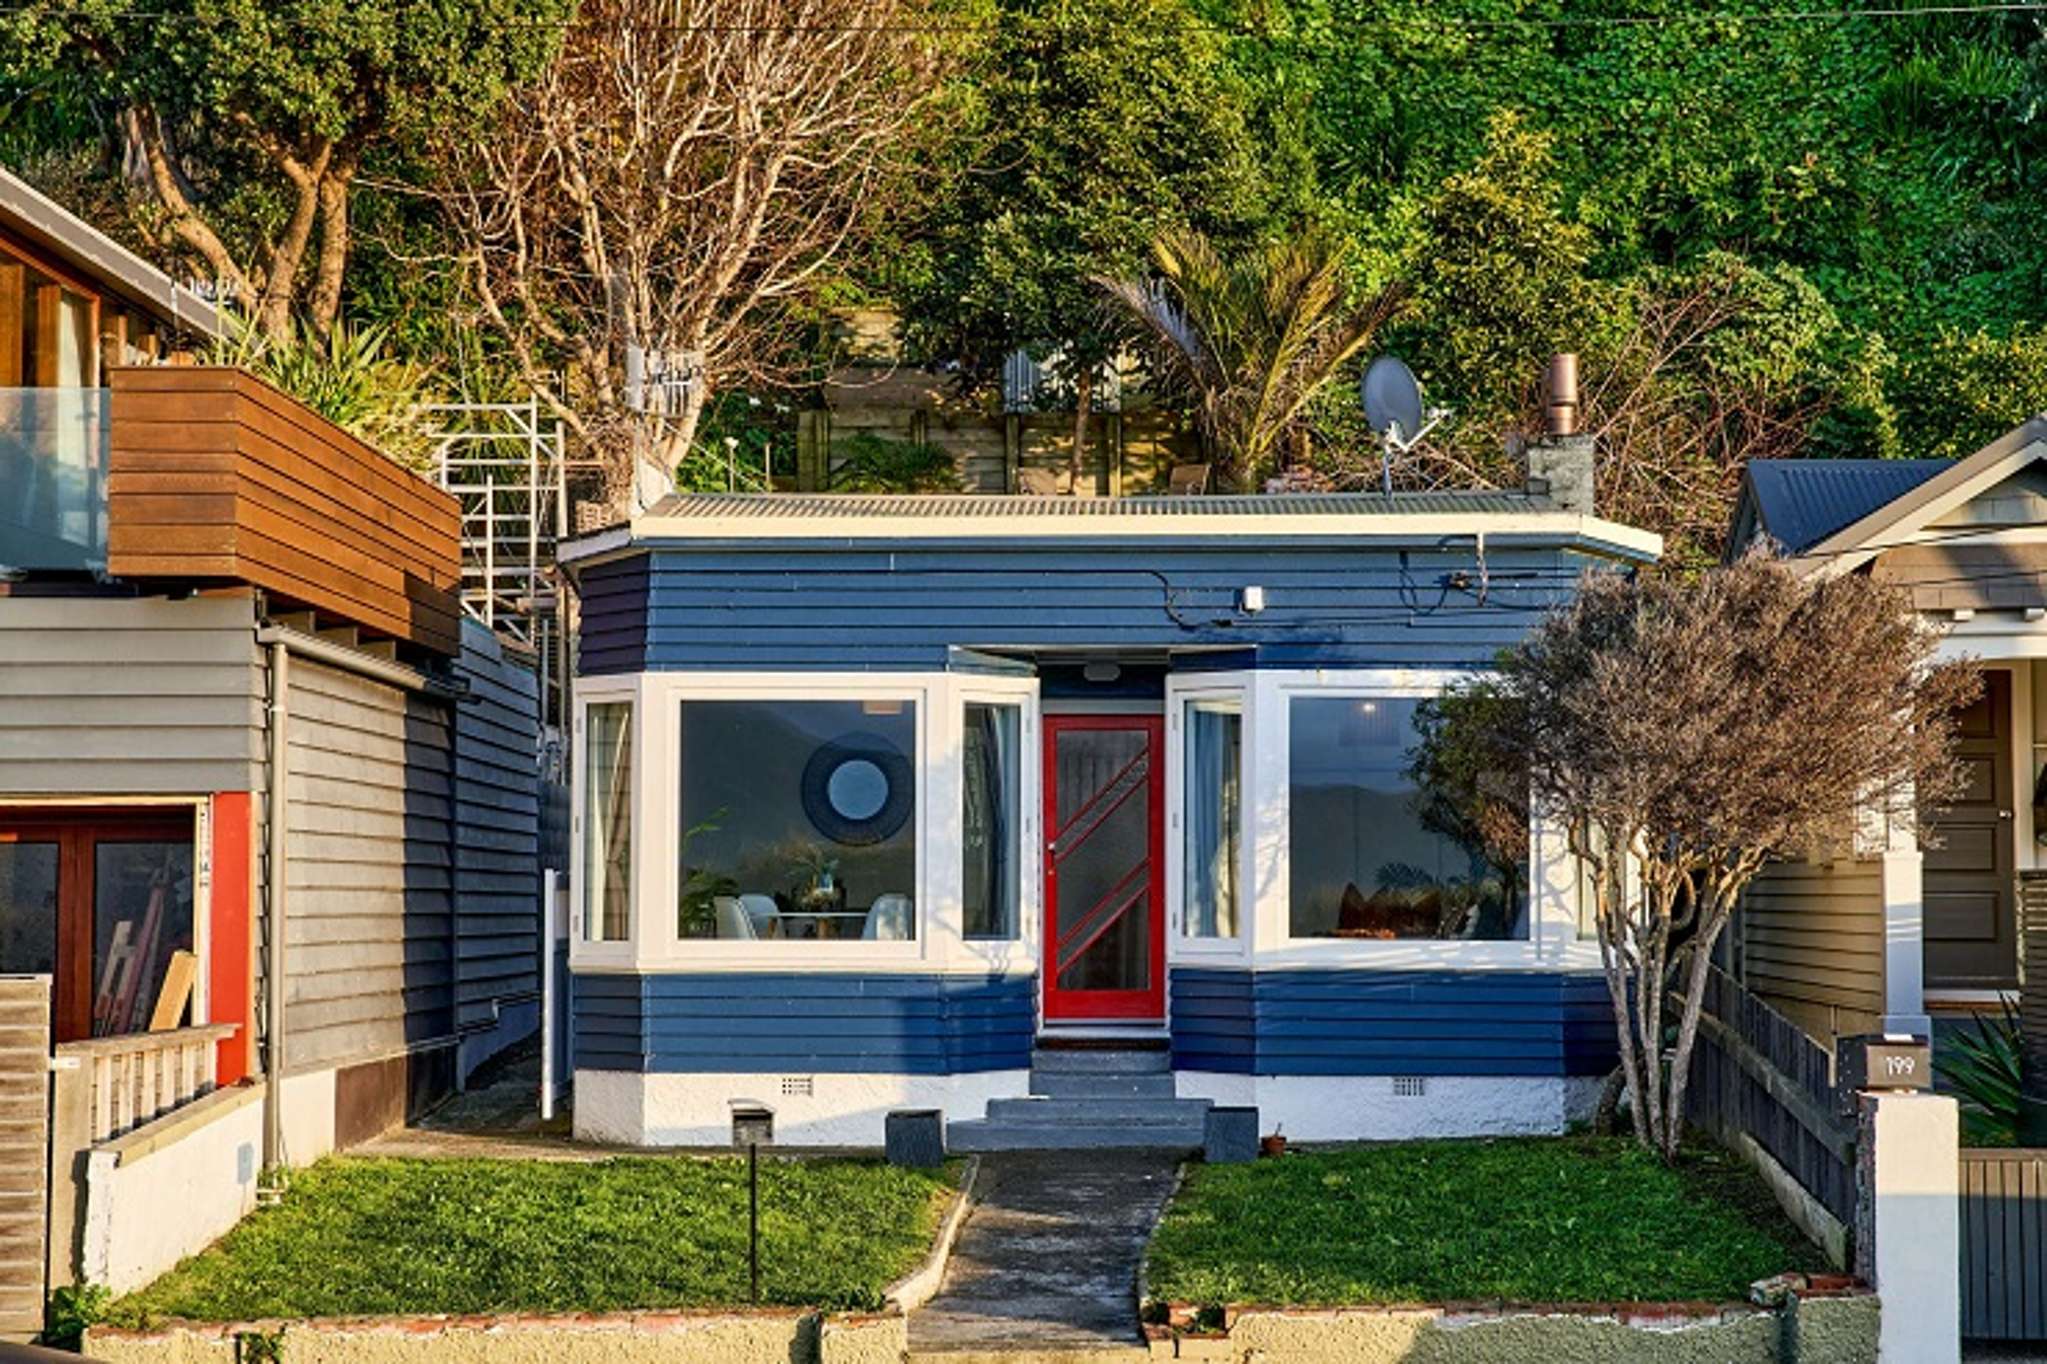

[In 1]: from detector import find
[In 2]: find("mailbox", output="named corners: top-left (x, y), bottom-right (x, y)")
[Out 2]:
top-left (1838, 1034), bottom-right (1933, 1097)
top-left (730, 1104), bottom-right (775, 1147)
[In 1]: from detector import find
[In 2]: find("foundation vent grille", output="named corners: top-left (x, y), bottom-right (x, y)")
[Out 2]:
top-left (781, 1076), bottom-right (815, 1097)
top-left (1392, 1076), bottom-right (1427, 1098)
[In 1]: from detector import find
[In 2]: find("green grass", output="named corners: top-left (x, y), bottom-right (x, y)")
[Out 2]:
top-left (1146, 1137), bottom-right (1824, 1308)
top-left (106, 1155), bottom-right (959, 1326)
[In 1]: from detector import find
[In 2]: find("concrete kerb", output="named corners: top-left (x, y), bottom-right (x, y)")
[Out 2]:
top-left (1133, 1160), bottom-right (1190, 1345)
top-left (85, 1307), bottom-right (911, 1364)
top-left (1138, 1288), bottom-right (1882, 1363)
top-left (882, 1154), bottom-right (980, 1313)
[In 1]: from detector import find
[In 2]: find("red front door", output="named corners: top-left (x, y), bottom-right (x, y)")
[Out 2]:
top-left (1042, 715), bottom-right (1166, 1022)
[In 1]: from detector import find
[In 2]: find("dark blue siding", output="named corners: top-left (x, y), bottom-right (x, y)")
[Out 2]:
top-left (1170, 968), bottom-right (1619, 1077)
top-left (581, 544), bottom-right (1597, 673)
top-left (570, 971), bottom-right (1034, 1075)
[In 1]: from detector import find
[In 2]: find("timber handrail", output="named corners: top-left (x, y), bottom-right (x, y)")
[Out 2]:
top-left (55, 1023), bottom-right (238, 1143)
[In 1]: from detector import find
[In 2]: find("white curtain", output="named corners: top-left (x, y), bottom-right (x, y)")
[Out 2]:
top-left (1184, 707), bottom-right (1240, 937)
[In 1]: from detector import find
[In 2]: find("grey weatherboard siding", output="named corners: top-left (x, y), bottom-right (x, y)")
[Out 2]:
top-left (572, 972), bottom-right (1036, 1074)
top-left (576, 543), bottom-right (1598, 673)
top-left (1169, 968), bottom-right (1618, 1077)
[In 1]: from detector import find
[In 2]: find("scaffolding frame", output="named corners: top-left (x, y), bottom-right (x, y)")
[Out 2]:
top-left (426, 399), bottom-right (572, 736)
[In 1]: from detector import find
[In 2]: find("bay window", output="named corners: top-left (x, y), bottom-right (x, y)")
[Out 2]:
top-left (1181, 701), bottom-right (1241, 939)
top-left (582, 700), bottom-right (633, 943)
top-left (963, 701), bottom-right (1021, 940)
top-left (1287, 695), bottom-right (1527, 941)
top-left (677, 698), bottom-right (918, 942)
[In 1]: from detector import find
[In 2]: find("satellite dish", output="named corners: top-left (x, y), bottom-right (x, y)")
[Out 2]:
top-left (1362, 355), bottom-right (1426, 442)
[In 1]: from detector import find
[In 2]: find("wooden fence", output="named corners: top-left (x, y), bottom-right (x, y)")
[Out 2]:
top-left (1960, 1149), bottom-right (2047, 1341)
top-left (1688, 966), bottom-right (1859, 1231)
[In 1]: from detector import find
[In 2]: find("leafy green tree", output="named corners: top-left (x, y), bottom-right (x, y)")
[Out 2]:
top-left (894, 0), bottom-right (1282, 474)
top-left (1097, 226), bottom-right (1406, 487)
top-left (4, 0), bottom-right (565, 338)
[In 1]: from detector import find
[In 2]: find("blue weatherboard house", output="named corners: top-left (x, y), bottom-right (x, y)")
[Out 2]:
top-left (557, 434), bottom-right (1657, 1148)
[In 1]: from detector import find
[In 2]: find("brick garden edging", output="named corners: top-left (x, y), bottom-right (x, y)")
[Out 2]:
top-left (1142, 1280), bottom-right (1881, 1362)
top-left (85, 1307), bottom-right (907, 1364)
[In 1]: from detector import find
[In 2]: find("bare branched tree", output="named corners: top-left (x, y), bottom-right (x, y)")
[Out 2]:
top-left (1097, 228), bottom-right (1407, 489)
top-left (439, 0), bottom-right (941, 510)
top-left (1415, 551), bottom-right (1979, 1159)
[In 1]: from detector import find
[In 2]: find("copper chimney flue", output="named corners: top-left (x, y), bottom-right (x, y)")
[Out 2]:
top-left (1545, 352), bottom-right (1580, 437)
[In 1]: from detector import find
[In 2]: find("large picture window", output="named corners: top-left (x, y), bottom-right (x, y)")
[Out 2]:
top-left (678, 699), bottom-right (918, 942)
top-left (1182, 702), bottom-right (1240, 938)
top-left (582, 701), bottom-right (633, 942)
top-left (1288, 696), bottom-right (1527, 940)
top-left (963, 702), bottom-right (1020, 940)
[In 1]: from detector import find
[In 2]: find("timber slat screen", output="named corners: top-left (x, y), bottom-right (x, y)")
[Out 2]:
top-left (104, 366), bottom-right (463, 654)
top-left (1961, 1149), bottom-right (2047, 1341)
top-left (1689, 966), bottom-right (1858, 1227)
top-left (0, 976), bottom-right (50, 1342)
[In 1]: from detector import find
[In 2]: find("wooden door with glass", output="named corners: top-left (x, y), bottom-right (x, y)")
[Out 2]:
top-left (0, 810), bottom-right (197, 1042)
top-left (1041, 715), bottom-right (1166, 1022)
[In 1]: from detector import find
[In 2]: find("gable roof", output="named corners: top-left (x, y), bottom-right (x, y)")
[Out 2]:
top-left (1736, 459), bottom-right (1949, 554)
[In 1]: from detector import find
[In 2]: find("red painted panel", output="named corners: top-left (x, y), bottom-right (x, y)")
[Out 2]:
top-left (208, 792), bottom-right (255, 1084)
top-left (1041, 715), bottom-right (1166, 1023)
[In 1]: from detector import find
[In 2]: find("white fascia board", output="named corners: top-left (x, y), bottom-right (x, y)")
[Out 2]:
top-left (615, 510), bottom-right (1663, 562)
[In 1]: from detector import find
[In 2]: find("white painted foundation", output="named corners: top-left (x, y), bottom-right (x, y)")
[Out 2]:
top-left (1176, 1072), bottom-right (1597, 1142)
top-left (83, 1084), bottom-right (264, 1293)
top-left (574, 1068), bottom-right (1032, 1146)
top-left (279, 1065), bottom-right (340, 1166)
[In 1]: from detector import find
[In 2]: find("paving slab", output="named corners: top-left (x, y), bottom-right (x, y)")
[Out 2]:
top-left (907, 1150), bottom-right (1176, 1360)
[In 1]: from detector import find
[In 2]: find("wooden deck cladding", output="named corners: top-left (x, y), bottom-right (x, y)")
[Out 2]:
top-left (105, 366), bottom-right (462, 654)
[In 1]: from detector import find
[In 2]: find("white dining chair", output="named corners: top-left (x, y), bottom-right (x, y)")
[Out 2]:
top-left (713, 896), bottom-right (758, 940)
top-left (862, 894), bottom-right (913, 941)
top-left (739, 894), bottom-right (783, 938)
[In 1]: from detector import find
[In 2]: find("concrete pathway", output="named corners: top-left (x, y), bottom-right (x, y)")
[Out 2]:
top-left (908, 1150), bottom-right (1178, 1362)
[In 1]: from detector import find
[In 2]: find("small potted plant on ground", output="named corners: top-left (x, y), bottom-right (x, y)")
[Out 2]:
top-left (1260, 1125), bottom-right (1287, 1158)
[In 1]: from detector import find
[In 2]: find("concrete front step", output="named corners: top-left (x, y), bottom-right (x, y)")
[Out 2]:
top-left (948, 1119), bottom-right (1203, 1152)
top-left (986, 1095), bottom-right (1212, 1126)
top-left (1029, 1046), bottom-right (1170, 1075)
top-left (1029, 1070), bottom-right (1179, 1100)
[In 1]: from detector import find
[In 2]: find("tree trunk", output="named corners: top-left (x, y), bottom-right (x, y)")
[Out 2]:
top-left (1068, 365), bottom-right (1092, 491)
top-left (308, 149), bottom-right (359, 336)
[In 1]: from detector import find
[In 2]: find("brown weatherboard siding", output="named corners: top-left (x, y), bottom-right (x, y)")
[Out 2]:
top-left (105, 366), bottom-right (462, 655)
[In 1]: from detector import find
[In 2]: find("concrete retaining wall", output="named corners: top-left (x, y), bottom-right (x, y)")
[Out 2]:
top-left (83, 1083), bottom-right (265, 1294)
top-left (1146, 1296), bottom-right (1880, 1362)
top-left (86, 1310), bottom-right (905, 1364)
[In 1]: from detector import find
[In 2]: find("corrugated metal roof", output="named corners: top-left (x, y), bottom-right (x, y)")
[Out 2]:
top-left (1744, 459), bottom-right (1950, 553)
top-left (643, 490), bottom-right (1556, 519)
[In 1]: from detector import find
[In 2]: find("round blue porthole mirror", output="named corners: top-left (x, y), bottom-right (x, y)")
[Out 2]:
top-left (801, 734), bottom-right (913, 845)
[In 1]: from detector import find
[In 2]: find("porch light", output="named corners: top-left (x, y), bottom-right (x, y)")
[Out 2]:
top-left (1239, 585), bottom-right (1266, 613)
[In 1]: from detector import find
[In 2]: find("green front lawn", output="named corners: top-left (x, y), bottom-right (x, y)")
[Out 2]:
top-left (1146, 1137), bottom-right (1823, 1308)
top-left (107, 1155), bottom-right (958, 1326)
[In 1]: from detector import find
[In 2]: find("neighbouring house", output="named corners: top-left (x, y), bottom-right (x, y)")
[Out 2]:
top-left (793, 308), bottom-right (1200, 494)
top-left (0, 167), bottom-right (557, 1325)
top-left (556, 422), bottom-right (1658, 1150)
top-left (1726, 417), bottom-right (2047, 1044)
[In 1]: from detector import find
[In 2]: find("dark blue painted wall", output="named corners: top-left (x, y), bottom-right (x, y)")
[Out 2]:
top-left (572, 971), bottom-right (1035, 1074)
top-left (1170, 967), bottom-right (1617, 1077)
top-left (579, 543), bottom-right (1601, 674)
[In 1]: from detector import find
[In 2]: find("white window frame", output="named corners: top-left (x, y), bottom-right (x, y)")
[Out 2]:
top-left (948, 677), bottom-right (1042, 972)
top-left (1166, 673), bottom-right (1252, 965)
top-left (636, 672), bottom-right (937, 969)
top-left (1252, 668), bottom-right (1594, 971)
top-left (569, 676), bottom-right (642, 970)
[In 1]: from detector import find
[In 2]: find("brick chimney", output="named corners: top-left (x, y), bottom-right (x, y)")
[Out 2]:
top-left (1526, 352), bottom-right (1595, 514)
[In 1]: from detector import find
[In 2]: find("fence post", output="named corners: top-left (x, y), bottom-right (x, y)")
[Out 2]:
top-left (1855, 1090), bottom-right (1959, 1363)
